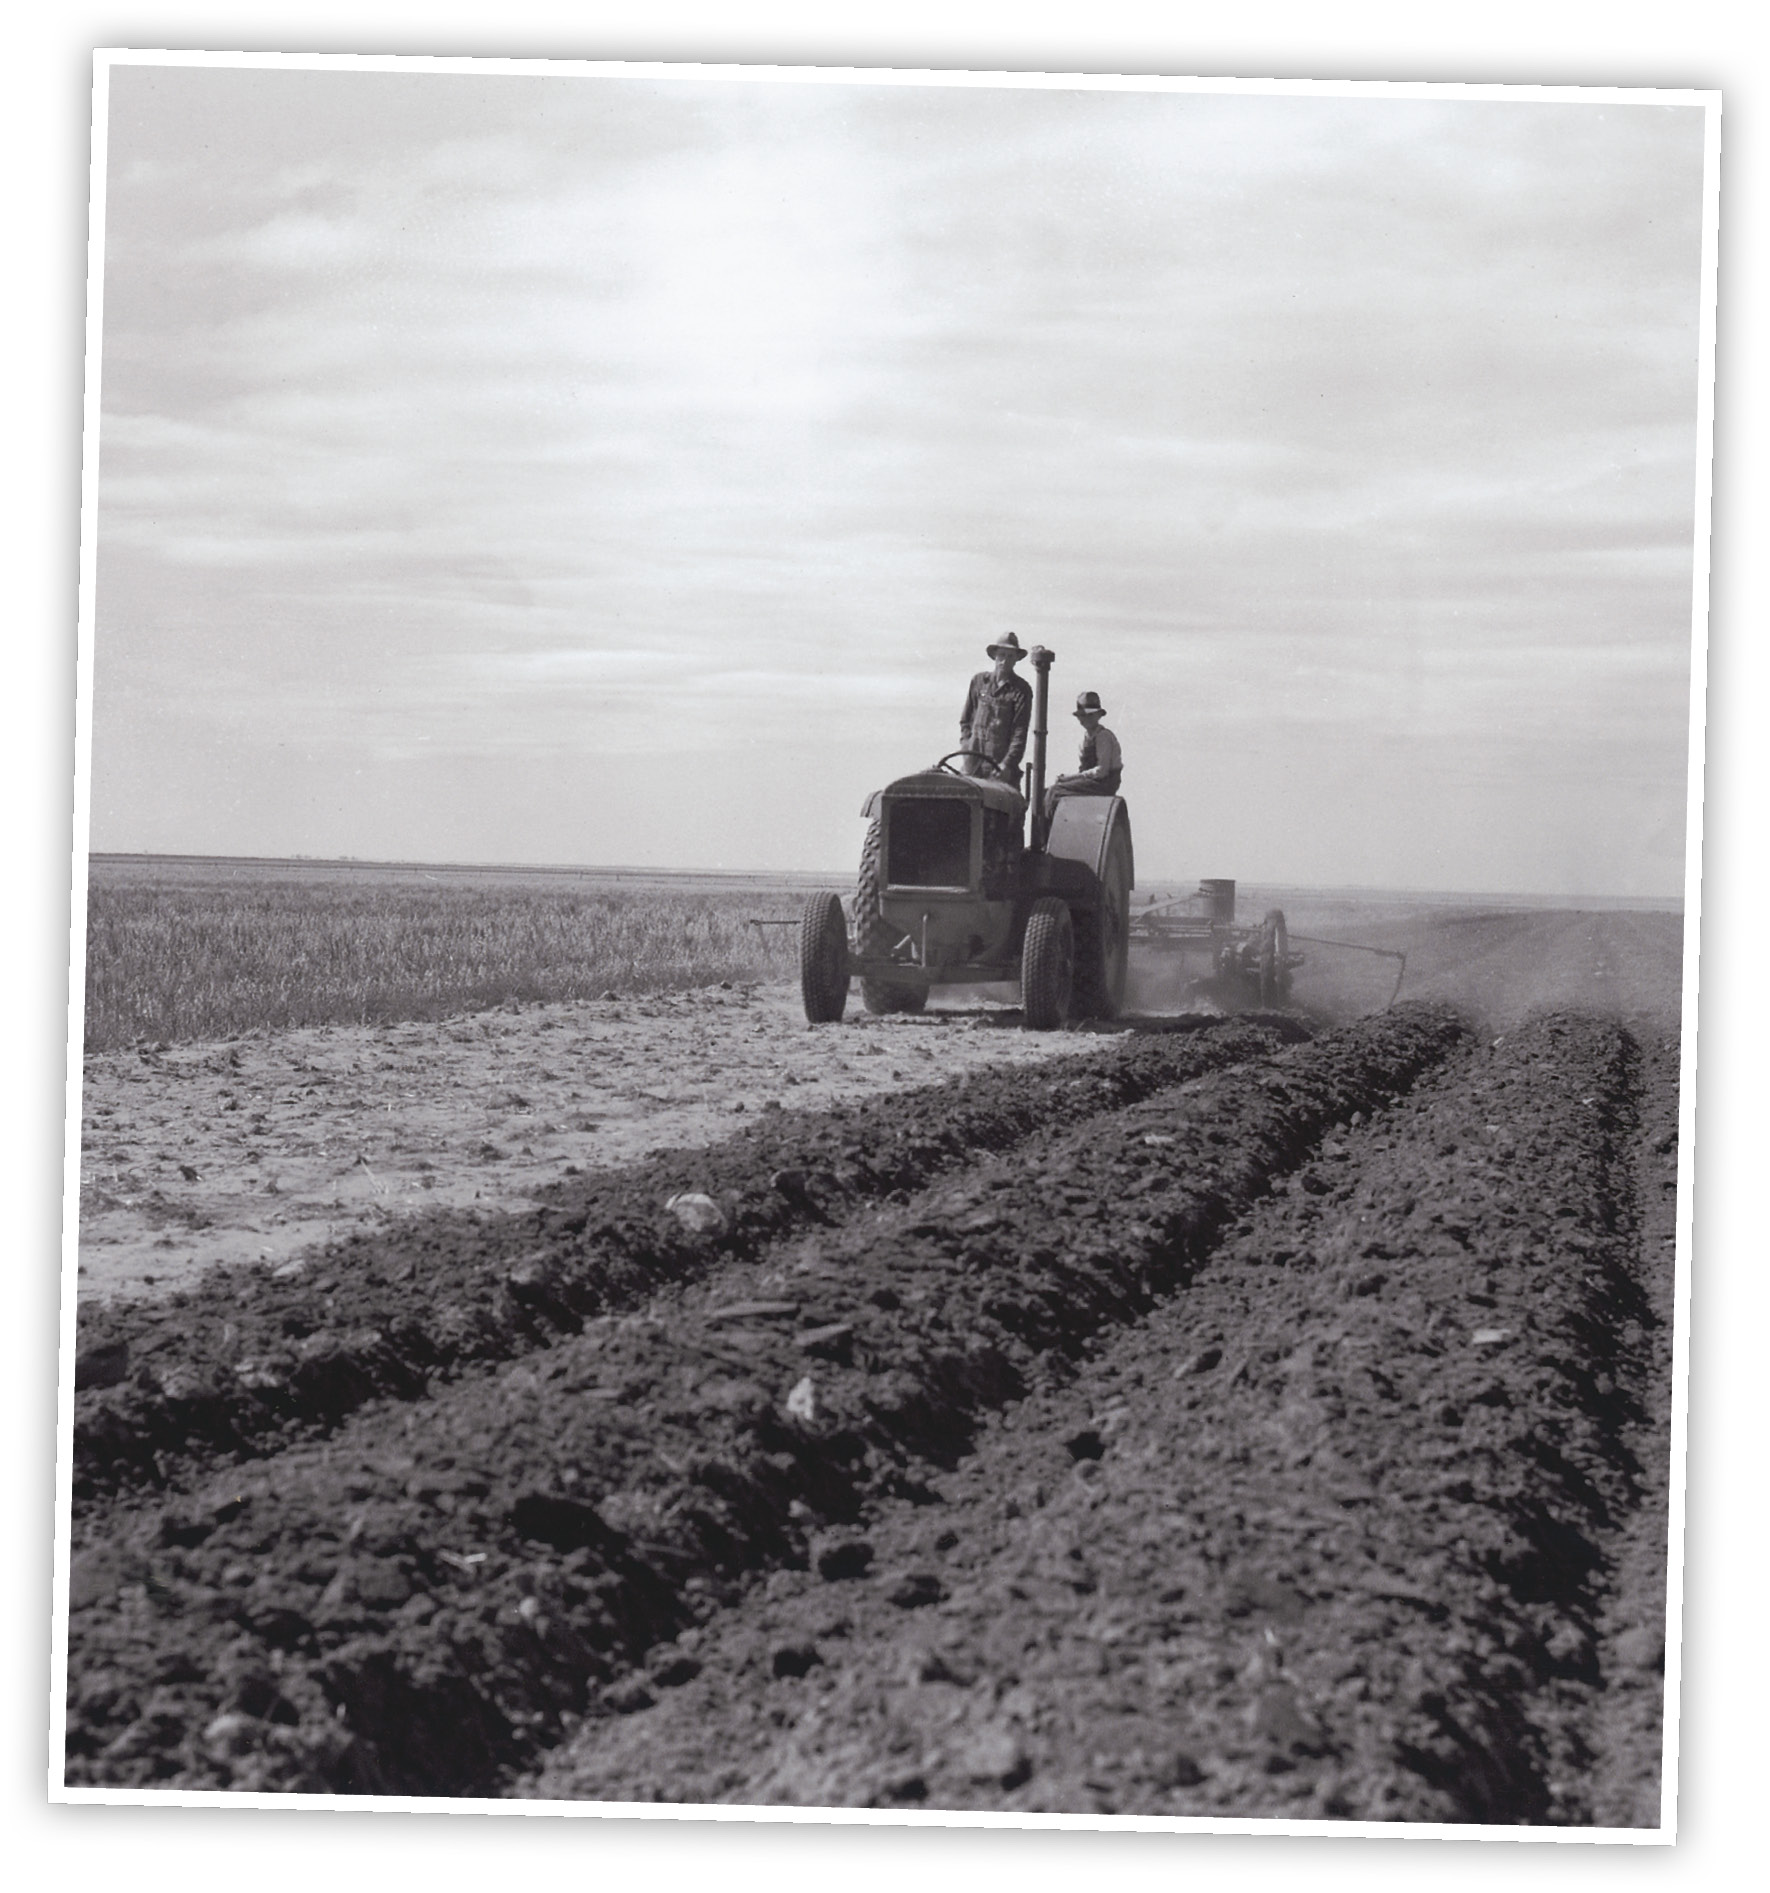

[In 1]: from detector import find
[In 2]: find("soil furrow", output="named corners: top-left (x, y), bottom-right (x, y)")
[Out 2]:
top-left (63, 1006), bottom-right (1461, 1796)
top-left (72, 1016), bottom-right (1304, 1497)
top-left (1582, 1025), bottom-right (1679, 1826)
top-left (519, 1010), bottom-right (1667, 1823)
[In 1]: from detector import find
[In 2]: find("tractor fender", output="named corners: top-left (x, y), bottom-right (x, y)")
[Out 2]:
top-left (860, 789), bottom-right (883, 821)
top-left (1043, 796), bottom-right (1134, 901)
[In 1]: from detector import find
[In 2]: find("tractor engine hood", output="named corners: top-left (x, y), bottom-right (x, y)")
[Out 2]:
top-left (860, 771), bottom-right (1028, 821)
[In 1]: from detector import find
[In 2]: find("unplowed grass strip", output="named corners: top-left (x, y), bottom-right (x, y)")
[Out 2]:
top-left (63, 1008), bottom-right (1460, 1795)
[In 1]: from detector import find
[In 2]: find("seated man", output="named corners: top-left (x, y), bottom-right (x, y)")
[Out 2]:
top-left (1044, 690), bottom-right (1122, 822)
top-left (959, 633), bottom-right (1033, 787)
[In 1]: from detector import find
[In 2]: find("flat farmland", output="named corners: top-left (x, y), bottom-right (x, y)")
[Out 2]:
top-left (65, 857), bottom-right (1688, 1826)
top-left (82, 854), bottom-right (820, 1051)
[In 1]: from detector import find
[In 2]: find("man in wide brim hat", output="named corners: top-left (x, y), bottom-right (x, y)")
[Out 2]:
top-left (958, 634), bottom-right (1034, 785)
top-left (1044, 688), bottom-right (1123, 822)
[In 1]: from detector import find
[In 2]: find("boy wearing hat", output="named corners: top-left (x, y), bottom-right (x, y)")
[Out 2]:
top-left (1045, 691), bottom-right (1123, 822)
top-left (959, 633), bottom-right (1034, 786)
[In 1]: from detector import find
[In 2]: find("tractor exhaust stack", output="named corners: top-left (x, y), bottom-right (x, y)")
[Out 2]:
top-left (1029, 644), bottom-right (1055, 849)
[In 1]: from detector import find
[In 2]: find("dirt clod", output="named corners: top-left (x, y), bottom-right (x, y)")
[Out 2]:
top-left (65, 914), bottom-right (1683, 1823)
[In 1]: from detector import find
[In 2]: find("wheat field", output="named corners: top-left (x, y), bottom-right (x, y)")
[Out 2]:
top-left (81, 856), bottom-right (816, 1051)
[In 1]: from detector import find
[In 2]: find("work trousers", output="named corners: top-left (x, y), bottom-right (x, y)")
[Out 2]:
top-left (1043, 772), bottom-right (1120, 823)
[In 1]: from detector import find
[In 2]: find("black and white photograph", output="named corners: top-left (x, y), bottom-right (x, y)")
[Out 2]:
top-left (53, 49), bottom-right (1714, 1838)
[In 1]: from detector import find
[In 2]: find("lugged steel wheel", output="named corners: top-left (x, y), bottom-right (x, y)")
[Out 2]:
top-left (799, 892), bottom-right (849, 1023)
top-left (853, 820), bottom-right (898, 959)
top-left (1020, 896), bottom-right (1074, 1031)
top-left (853, 819), bottom-right (923, 1013)
top-left (1072, 825), bottom-right (1133, 1021)
top-left (1258, 908), bottom-right (1291, 1006)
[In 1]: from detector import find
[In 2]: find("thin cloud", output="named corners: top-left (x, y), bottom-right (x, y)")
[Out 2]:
top-left (91, 67), bottom-right (1707, 893)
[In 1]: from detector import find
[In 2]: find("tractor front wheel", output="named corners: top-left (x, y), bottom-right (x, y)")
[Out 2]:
top-left (799, 892), bottom-right (850, 1023)
top-left (1021, 897), bottom-right (1075, 1031)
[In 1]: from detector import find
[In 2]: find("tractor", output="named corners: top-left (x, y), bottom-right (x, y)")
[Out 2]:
top-left (797, 645), bottom-right (1133, 1030)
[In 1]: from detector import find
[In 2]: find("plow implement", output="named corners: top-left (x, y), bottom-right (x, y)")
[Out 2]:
top-left (1131, 879), bottom-right (1407, 1009)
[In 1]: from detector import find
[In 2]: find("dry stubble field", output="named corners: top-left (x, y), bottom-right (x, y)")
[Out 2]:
top-left (66, 858), bottom-right (1687, 1828)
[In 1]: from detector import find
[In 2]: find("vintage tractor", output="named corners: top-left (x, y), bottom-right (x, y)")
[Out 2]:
top-left (798, 645), bottom-right (1132, 1029)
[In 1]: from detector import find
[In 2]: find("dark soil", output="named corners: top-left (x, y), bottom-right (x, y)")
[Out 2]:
top-left (65, 1006), bottom-right (1459, 1795)
top-left (72, 1015), bottom-right (1302, 1498)
top-left (526, 1013), bottom-right (1678, 1825)
top-left (61, 1000), bottom-right (1677, 1828)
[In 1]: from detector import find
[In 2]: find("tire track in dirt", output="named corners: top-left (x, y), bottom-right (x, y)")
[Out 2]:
top-left (62, 1007), bottom-right (1462, 1795)
top-left (72, 1016), bottom-right (1302, 1498)
top-left (523, 1011), bottom-right (1669, 1824)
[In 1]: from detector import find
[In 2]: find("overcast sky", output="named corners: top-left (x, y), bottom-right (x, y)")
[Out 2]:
top-left (89, 62), bottom-right (1709, 894)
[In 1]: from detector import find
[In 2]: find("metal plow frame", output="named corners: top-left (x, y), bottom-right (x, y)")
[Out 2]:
top-left (1130, 883), bottom-right (1407, 1010)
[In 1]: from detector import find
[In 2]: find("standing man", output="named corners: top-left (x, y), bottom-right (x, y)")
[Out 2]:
top-left (1045, 690), bottom-right (1123, 821)
top-left (959, 633), bottom-right (1034, 786)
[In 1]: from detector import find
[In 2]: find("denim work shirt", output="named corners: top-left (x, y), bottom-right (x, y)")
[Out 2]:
top-left (960, 669), bottom-right (1034, 773)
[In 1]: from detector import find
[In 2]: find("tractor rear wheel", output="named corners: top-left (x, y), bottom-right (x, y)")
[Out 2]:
top-left (854, 820), bottom-right (898, 958)
top-left (1021, 897), bottom-right (1074, 1031)
top-left (799, 893), bottom-right (849, 1023)
top-left (1072, 825), bottom-right (1133, 1021)
top-left (854, 818), bottom-right (925, 1014)
top-left (1257, 909), bottom-right (1291, 1006)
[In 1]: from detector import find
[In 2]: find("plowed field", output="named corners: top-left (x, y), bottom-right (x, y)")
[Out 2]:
top-left (60, 906), bottom-right (1686, 1828)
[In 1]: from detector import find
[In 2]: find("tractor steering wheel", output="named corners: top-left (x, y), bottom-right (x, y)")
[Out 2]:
top-left (933, 750), bottom-right (1009, 780)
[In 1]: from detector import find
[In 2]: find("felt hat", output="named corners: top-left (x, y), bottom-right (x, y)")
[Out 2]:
top-left (1073, 690), bottom-right (1107, 717)
top-left (985, 633), bottom-right (1028, 662)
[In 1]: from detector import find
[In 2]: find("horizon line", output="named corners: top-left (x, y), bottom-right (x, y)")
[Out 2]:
top-left (83, 850), bottom-right (1686, 910)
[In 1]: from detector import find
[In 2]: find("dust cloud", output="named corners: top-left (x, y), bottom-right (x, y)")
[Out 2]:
top-left (1127, 895), bottom-right (1684, 1037)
